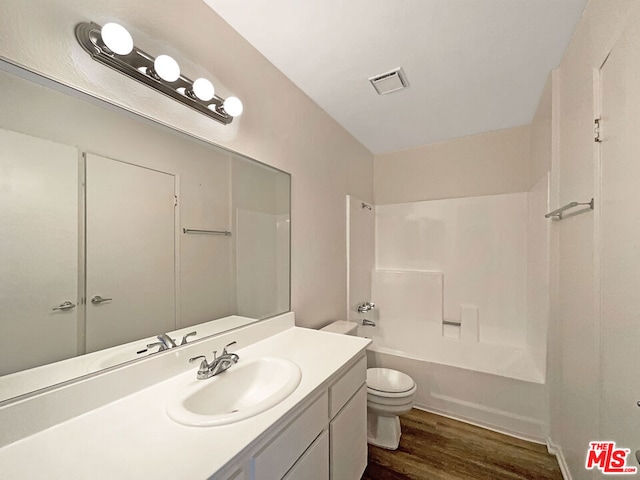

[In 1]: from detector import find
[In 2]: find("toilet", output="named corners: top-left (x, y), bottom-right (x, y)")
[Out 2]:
top-left (320, 320), bottom-right (417, 450)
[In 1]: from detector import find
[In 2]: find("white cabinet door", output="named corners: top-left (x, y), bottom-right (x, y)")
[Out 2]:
top-left (0, 128), bottom-right (78, 375)
top-left (330, 385), bottom-right (367, 480)
top-left (284, 430), bottom-right (329, 480)
top-left (85, 153), bottom-right (176, 352)
top-left (253, 393), bottom-right (328, 480)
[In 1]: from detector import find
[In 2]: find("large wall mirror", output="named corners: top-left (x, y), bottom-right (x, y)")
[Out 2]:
top-left (0, 61), bottom-right (290, 403)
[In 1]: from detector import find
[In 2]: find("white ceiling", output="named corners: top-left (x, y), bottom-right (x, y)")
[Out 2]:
top-left (203, 0), bottom-right (588, 154)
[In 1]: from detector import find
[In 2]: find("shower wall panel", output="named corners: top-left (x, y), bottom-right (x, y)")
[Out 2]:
top-left (376, 193), bottom-right (528, 348)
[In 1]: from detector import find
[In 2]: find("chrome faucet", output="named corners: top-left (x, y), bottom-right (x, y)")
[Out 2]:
top-left (147, 333), bottom-right (177, 353)
top-left (189, 341), bottom-right (239, 380)
top-left (156, 333), bottom-right (177, 349)
top-left (146, 332), bottom-right (195, 354)
top-left (357, 302), bottom-right (376, 313)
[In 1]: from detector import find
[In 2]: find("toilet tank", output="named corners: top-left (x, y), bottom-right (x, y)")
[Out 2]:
top-left (320, 320), bottom-right (359, 336)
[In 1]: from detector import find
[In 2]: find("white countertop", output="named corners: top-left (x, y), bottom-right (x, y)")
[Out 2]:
top-left (0, 326), bottom-right (369, 479)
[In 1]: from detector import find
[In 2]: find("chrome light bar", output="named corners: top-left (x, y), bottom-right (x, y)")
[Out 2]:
top-left (75, 21), bottom-right (238, 125)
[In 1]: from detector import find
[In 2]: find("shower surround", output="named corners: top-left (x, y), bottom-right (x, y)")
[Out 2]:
top-left (346, 177), bottom-right (550, 440)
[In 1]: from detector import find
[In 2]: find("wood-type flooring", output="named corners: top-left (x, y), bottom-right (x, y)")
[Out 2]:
top-left (361, 409), bottom-right (563, 480)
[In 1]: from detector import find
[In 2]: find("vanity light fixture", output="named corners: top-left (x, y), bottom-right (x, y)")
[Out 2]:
top-left (190, 78), bottom-right (215, 102)
top-left (152, 54), bottom-right (181, 82)
top-left (75, 21), bottom-right (243, 125)
top-left (100, 22), bottom-right (133, 56)
top-left (222, 96), bottom-right (244, 117)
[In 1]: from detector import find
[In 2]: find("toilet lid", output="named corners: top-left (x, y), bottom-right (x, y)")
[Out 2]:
top-left (367, 368), bottom-right (415, 394)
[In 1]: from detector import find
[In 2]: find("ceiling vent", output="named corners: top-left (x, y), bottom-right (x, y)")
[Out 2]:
top-left (369, 67), bottom-right (408, 95)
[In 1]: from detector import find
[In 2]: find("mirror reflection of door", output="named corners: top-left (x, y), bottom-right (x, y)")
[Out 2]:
top-left (85, 153), bottom-right (176, 353)
top-left (0, 129), bottom-right (79, 375)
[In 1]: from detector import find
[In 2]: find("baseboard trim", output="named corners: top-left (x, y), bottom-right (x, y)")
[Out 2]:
top-left (413, 403), bottom-right (546, 445)
top-left (417, 389), bottom-right (546, 443)
top-left (546, 437), bottom-right (572, 480)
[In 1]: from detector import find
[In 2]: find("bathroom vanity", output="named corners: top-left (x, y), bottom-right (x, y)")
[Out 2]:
top-left (0, 313), bottom-right (371, 480)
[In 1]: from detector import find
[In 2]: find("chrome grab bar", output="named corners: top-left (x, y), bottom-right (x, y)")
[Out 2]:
top-left (183, 228), bottom-right (231, 236)
top-left (545, 198), bottom-right (594, 220)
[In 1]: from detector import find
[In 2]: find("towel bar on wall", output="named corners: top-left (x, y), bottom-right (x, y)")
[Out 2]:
top-left (545, 198), bottom-right (594, 220)
top-left (442, 320), bottom-right (462, 327)
top-left (182, 228), bottom-right (232, 236)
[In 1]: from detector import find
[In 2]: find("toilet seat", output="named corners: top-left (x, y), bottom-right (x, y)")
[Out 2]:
top-left (367, 368), bottom-right (416, 396)
top-left (367, 393), bottom-right (416, 408)
top-left (367, 384), bottom-right (417, 399)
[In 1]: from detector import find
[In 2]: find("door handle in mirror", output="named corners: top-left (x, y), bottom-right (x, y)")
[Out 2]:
top-left (91, 295), bottom-right (112, 304)
top-left (52, 301), bottom-right (76, 311)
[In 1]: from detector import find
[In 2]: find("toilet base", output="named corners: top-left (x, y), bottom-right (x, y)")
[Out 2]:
top-left (367, 412), bottom-right (402, 450)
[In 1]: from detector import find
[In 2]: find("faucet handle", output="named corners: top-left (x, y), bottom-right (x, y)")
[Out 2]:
top-left (189, 355), bottom-right (209, 370)
top-left (180, 331), bottom-right (197, 345)
top-left (146, 341), bottom-right (165, 353)
top-left (222, 341), bottom-right (237, 356)
top-left (357, 301), bottom-right (376, 313)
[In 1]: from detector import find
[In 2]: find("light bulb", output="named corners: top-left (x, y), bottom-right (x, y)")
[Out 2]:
top-left (101, 23), bottom-right (133, 55)
top-left (192, 78), bottom-right (215, 101)
top-left (154, 55), bottom-right (180, 82)
top-left (223, 96), bottom-right (243, 117)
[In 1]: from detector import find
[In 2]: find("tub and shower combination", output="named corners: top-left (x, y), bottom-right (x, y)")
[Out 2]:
top-left (347, 177), bottom-right (550, 442)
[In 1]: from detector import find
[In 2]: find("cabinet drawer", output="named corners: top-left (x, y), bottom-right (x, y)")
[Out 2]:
top-left (329, 355), bottom-right (366, 417)
top-left (253, 392), bottom-right (328, 480)
top-left (283, 430), bottom-right (329, 480)
top-left (330, 384), bottom-right (367, 480)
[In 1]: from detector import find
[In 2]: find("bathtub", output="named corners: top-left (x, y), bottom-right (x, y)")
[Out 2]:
top-left (359, 324), bottom-right (549, 442)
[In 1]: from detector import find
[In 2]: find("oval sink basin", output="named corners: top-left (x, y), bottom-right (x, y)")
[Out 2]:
top-left (166, 356), bottom-right (302, 427)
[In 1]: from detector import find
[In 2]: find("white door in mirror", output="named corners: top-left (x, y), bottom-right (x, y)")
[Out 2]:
top-left (0, 129), bottom-right (79, 376)
top-left (166, 356), bottom-right (302, 427)
top-left (85, 153), bottom-right (176, 353)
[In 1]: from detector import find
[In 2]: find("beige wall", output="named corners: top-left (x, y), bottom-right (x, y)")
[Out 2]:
top-left (542, 1), bottom-right (636, 478)
top-left (374, 126), bottom-right (530, 204)
top-left (529, 75), bottom-right (553, 189)
top-left (0, 0), bottom-right (374, 329)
